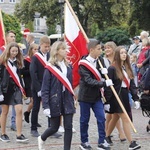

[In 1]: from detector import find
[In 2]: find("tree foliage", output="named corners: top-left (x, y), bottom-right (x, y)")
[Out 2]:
top-left (129, 0), bottom-right (150, 36)
top-left (96, 27), bottom-right (131, 46)
top-left (2, 12), bottom-right (22, 42)
top-left (14, 0), bottom-right (150, 38)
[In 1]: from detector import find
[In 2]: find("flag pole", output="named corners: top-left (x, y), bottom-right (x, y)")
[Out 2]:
top-left (0, 9), bottom-right (6, 45)
top-left (65, 0), bottom-right (89, 43)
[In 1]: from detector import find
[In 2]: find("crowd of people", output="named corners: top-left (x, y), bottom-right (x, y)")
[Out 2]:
top-left (0, 30), bottom-right (149, 150)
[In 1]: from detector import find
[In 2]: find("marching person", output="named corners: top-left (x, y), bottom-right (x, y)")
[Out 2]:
top-left (30, 36), bottom-right (50, 137)
top-left (103, 41), bottom-right (126, 144)
top-left (0, 42), bottom-right (28, 142)
top-left (104, 46), bottom-right (141, 150)
top-left (78, 39), bottom-right (113, 150)
top-left (22, 43), bottom-right (39, 123)
top-left (38, 41), bottom-right (76, 150)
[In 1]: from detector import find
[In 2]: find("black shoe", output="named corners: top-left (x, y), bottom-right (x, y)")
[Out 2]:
top-left (10, 125), bottom-right (16, 131)
top-left (16, 134), bottom-right (29, 143)
top-left (129, 141), bottom-right (141, 150)
top-left (50, 132), bottom-right (62, 138)
top-left (79, 142), bottom-right (92, 150)
top-left (24, 111), bottom-right (30, 123)
top-left (37, 123), bottom-right (42, 127)
top-left (31, 130), bottom-right (40, 137)
top-left (105, 136), bottom-right (113, 146)
top-left (0, 134), bottom-right (10, 142)
top-left (146, 125), bottom-right (150, 133)
top-left (97, 143), bottom-right (110, 150)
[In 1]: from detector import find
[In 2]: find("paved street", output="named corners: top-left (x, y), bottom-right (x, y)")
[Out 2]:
top-left (0, 103), bottom-right (149, 150)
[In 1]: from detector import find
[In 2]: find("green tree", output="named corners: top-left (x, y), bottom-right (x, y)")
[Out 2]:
top-left (2, 12), bottom-right (22, 42)
top-left (14, 0), bottom-right (130, 37)
top-left (96, 27), bottom-right (131, 46)
top-left (129, 0), bottom-right (150, 35)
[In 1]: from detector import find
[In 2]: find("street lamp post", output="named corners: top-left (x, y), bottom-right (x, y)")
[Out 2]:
top-left (58, 0), bottom-right (65, 38)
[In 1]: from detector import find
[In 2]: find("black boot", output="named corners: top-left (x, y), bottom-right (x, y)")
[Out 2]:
top-left (24, 111), bottom-right (30, 123)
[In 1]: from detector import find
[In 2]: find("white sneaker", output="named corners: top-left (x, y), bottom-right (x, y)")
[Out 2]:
top-left (72, 127), bottom-right (76, 133)
top-left (58, 126), bottom-right (65, 133)
top-left (38, 136), bottom-right (45, 150)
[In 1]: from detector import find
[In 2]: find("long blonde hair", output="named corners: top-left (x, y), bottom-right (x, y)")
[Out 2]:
top-left (49, 41), bottom-right (69, 66)
top-left (0, 42), bottom-right (24, 68)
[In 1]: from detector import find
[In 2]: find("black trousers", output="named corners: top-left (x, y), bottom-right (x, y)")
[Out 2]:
top-left (41, 114), bottom-right (73, 150)
top-left (31, 90), bottom-right (41, 131)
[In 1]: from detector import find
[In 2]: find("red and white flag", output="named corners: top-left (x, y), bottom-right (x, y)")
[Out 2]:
top-left (0, 9), bottom-right (6, 48)
top-left (64, 3), bottom-right (88, 89)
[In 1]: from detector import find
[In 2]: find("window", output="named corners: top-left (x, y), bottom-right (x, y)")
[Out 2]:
top-left (0, 0), bottom-right (4, 3)
top-left (9, 0), bottom-right (16, 3)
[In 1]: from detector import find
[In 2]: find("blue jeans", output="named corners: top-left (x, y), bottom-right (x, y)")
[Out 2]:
top-left (80, 100), bottom-right (106, 144)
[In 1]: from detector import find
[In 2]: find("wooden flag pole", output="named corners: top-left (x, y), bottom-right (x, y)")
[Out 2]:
top-left (65, 0), bottom-right (89, 43)
top-left (0, 9), bottom-right (6, 45)
top-left (98, 60), bottom-right (137, 133)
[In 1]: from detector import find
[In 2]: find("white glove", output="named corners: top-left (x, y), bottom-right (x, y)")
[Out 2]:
top-left (37, 91), bottom-right (41, 97)
top-left (105, 79), bottom-right (113, 87)
top-left (0, 94), bottom-right (4, 102)
top-left (43, 108), bottom-right (51, 118)
top-left (101, 68), bottom-right (108, 75)
top-left (134, 101), bottom-right (140, 109)
top-left (104, 104), bottom-right (110, 112)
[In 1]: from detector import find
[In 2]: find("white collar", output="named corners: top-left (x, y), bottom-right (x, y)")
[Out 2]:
top-left (86, 55), bottom-right (97, 63)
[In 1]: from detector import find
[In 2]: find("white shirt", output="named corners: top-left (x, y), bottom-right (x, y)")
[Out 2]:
top-left (86, 55), bottom-right (97, 68)
top-left (8, 58), bottom-right (17, 73)
top-left (41, 52), bottom-right (47, 62)
top-left (58, 60), bottom-right (67, 91)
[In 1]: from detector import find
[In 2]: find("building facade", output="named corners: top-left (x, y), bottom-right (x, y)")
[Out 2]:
top-left (0, 0), bottom-right (47, 33)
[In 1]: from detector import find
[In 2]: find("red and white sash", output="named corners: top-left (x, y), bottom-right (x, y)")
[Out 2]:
top-left (78, 59), bottom-right (102, 81)
top-left (123, 69), bottom-right (130, 89)
top-left (79, 59), bottom-right (106, 102)
top-left (24, 56), bottom-right (31, 63)
top-left (34, 52), bottom-right (47, 67)
top-left (6, 61), bottom-right (26, 96)
top-left (45, 63), bottom-right (75, 96)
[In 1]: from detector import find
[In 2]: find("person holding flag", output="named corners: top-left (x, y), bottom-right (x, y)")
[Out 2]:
top-left (0, 42), bottom-right (28, 142)
top-left (38, 41), bottom-right (76, 150)
top-left (78, 39), bottom-right (113, 150)
top-left (104, 46), bottom-right (141, 150)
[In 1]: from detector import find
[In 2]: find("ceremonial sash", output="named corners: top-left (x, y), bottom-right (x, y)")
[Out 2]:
top-left (79, 59), bottom-right (106, 102)
top-left (45, 63), bottom-right (75, 96)
top-left (123, 69), bottom-right (130, 90)
top-left (34, 52), bottom-right (47, 67)
top-left (78, 59), bottom-right (102, 81)
top-left (24, 56), bottom-right (31, 63)
top-left (6, 61), bottom-right (26, 96)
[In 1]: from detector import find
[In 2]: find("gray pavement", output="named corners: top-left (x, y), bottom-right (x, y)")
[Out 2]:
top-left (0, 103), bottom-right (149, 150)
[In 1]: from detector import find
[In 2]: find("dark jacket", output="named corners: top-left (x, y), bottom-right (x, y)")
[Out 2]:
top-left (30, 51), bottom-right (50, 92)
top-left (144, 66), bottom-right (150, 90)
top-left (78, 56), bottom-right (106, 103)
top-left (41, 64), bottom-right (75, 117)
top-left (0, 62), bottom-right (23, 95)
top-left (104, 66), bottom-right (139, 103)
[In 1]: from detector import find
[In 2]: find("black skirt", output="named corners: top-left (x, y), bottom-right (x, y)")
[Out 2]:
top-left (0, 84), bottom-right (23, 106)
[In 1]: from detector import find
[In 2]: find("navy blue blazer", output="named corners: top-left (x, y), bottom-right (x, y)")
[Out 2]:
top-left (30, 51), bottom-right (50, 92)
top-left (41, 64), bottom-right (75, 117)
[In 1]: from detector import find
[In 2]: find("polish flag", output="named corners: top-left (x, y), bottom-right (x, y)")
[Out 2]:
top-left (0, 9), bottom-right (6, 48)
top-left (64, 3), bottom-right (88, 88)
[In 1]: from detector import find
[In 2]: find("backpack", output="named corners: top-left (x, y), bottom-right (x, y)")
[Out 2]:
top-left (140, 93), bottom-right (150, 117)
